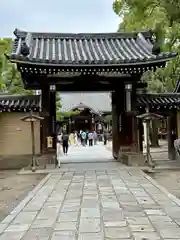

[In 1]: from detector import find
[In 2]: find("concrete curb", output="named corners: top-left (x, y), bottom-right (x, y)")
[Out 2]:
top-left (0, 174), bottom-right (51, 225)
top-left (141, 170), bottom-right (180, 207)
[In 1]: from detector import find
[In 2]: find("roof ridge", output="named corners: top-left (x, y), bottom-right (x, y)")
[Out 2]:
top-left (13, 28), bottom-right (153, 39)
top-left (0, 94), bottom-right (40, 100)
top-left (138, 93), bottom-right (180, 96)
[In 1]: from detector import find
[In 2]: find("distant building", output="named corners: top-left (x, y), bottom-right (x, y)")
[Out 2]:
top-left (59, 92), bottom-right (112, 132)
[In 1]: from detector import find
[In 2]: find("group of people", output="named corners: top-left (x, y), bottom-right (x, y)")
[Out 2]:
top-left (56, 129), bottom-right (109, 168)
top-left (77, 130), bottom-right (98, 147)
top-left (57, 129), bottom-right (109, 155)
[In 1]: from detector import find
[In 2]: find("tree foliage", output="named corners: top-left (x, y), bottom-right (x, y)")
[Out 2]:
top-left (113, 0), bottom-right (180, 92)
top-left (0, 38), bottom-right (33, 94)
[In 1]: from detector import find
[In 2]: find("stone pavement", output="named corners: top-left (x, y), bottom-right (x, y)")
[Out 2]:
top-left (2, 145), bottom-right (180, 239)
top-left (2, 169), bottom-right (180, 239)
top-left (60, 142), bottom-right (113, 163)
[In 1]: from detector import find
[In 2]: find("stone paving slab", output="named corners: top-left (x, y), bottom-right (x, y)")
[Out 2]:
top-left (2, 168), bottom-right (180, 239)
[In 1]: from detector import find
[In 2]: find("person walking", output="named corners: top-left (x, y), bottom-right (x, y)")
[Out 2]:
top-left (93, 130), bottom-right (98, 145)
top-left (56, 134), bottom-right (63, 167)
top-left (103, 130), bottom-right (108, 145)
top-left (62, 131), bottom-right (69, 155)
top-left (69, 132), bottom-right (75, 145)
top-left (88, 131), bottom-right (93, 146)
top-left (74, 131), bottom-right (78, 146)
top-left (81, 130), bottom-right (86, 146)
top-left (85, 130), bottom-right (89, 145)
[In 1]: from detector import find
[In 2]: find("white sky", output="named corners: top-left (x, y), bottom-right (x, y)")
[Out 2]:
top-left (0, 0), bottom-right (120, 37)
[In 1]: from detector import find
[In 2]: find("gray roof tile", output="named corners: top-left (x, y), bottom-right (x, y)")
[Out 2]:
top-left (137, 93), bottom-right (180, 108)
top-left (0, 94), bottom-right (40, 112)
top-left (10, 29), bottom-right (176, 66)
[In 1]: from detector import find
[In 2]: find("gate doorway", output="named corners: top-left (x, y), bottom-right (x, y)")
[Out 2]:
top-left (9, 29), bottom-right (176, 165)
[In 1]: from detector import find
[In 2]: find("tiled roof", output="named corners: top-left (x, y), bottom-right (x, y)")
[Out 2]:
top-left (0, 94), bottom-right (40, 112)
top-left (137, 93), bottom-right (180, 109)
top-left (60, 92), bottom-right (180, 112)
top-left (10, 29), bottom-right (176, 67)
top-left (71, 103), bottom-right (99, 115)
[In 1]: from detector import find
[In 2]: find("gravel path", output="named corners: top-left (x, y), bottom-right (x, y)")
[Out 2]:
top-left (0, 170), bottom-right (45, 221)
top-left (149, 170), bottom-right (180, 199)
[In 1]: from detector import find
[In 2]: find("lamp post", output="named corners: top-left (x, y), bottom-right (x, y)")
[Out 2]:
top-left (20, 111), bottom-right (44, 172)
top-left (137, 111), bottom-right (163, 169)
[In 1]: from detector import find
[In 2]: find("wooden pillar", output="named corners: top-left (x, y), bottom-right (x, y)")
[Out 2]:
top-left (41, 85), bottom-right (56, 153)
top-left (123, 82), bottom-right (139, 152)
top-left (131, 114), bottom-right (139, 152)
top-left (132, 82), bottom-right (139, 152)
top-left (111, 91), bottom-right (120, 159)
top-left (111, 85), bottom-right (125, 158)
top-left (49, 85), bottom-right (56, 150)
top-left (41, 87), bottom-right (50, 153)
top-left (167, 111), bottom-right (177, 160)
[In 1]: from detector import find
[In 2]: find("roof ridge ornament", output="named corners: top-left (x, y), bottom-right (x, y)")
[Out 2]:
top-left (20, 32), bottom-right (31, 57)
top-left (13, 28), bottom-right (27, 38)
top-left (20, 42), bottom-right (30, 57)
top-left (13, 28), bottom-right (19, 37)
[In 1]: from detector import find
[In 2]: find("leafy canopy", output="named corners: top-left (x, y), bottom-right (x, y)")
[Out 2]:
top-left (113, 0), bottom-right (180, 92)
top-left (0, 38), bottom-right (33, 94)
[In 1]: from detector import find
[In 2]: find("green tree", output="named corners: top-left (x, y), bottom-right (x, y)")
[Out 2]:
top-left (113, 0), bottom-right (180, 146)
top-left (0, 38), bottom-right (33, 94)
top-left (113, 0), bottom-right (180, 92)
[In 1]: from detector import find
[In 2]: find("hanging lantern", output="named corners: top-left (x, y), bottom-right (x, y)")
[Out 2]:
top-left (125, 83), bottom-right (132, 112)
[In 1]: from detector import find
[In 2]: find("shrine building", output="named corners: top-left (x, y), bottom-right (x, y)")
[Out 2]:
top-left (58, 92), bottom-right (111, 133)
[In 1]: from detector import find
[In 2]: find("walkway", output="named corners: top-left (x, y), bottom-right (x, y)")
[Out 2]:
top-left (2, 146), bottom-right (180, 239)
top-left (60, 143), bottom-right (113, 163)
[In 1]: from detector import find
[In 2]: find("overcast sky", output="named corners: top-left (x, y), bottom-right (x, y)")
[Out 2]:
top-left (0, 0), bottom-right (120, 37)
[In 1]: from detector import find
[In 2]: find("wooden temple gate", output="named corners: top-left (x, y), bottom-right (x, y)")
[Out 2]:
top-left (8, 29), bottom-right (176, 163)
top-left (137, 93), bottom-right (179, 161)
